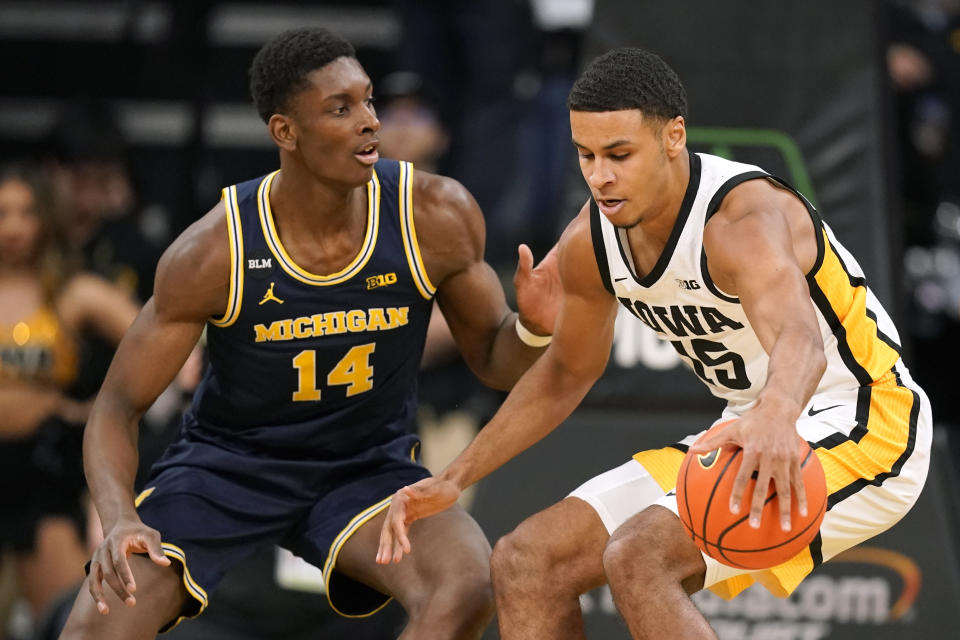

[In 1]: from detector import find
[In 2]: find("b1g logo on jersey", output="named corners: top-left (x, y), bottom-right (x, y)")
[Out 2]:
top-left (676, 279), bottom-right (701, 290)
top-left (366, 272), bottom-right (398, 290)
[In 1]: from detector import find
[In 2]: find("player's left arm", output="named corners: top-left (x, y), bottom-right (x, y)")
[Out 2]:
top-left (413, 171), bottom-right (561, 390)
top-left (691, 180), bottom-right (826, 531)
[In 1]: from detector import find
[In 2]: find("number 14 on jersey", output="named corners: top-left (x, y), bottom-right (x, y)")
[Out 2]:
top-left (291, 343), bottom-right (376, 401)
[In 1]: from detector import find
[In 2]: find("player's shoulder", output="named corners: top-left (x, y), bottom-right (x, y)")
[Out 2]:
top-left (557, 200), bottom-right (609, 297)
top-left (558, 200), bottom-right (594, 259)
top-left (708, 176), bottom-right (803, 229)
top-left (703, 177), bottom-right (807, 278)
top-left (410, 169), bottom-right (484, 279)
top-left (153, 201), bottom-right (231, 320)
top-left (412, 170), bottom-right (481, 235)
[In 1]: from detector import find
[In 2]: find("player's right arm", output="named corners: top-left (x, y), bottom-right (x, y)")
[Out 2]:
top-left (84, 202), bottom-right (230, 614)
top-left (378, 203), bottom-right (618, 564)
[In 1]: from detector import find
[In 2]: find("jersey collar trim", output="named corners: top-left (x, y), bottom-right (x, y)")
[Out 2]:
top-left (615, 151), bottom-right (702, 288)
top-left (257, 170), bottom-right (381, 286)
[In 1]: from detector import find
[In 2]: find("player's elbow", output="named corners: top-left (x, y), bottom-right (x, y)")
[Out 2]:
top-left (802, 327), bottom-right (827, 374)
top-left (811, 348), bottom-right (827, 380)
top-left (544, 348), bottom-right (606, 399)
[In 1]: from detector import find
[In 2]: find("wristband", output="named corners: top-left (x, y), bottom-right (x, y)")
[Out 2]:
top-left (515, 318), bottom-right (552, 347)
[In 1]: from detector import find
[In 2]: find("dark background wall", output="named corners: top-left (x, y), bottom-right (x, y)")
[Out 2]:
top-left (2, 2), bottom-right (958, 639)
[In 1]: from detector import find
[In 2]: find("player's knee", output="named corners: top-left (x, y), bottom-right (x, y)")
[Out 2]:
top-left (604, 506), bottom-right (704, 593)
top-left (603, 523), bottom-right (649, 587)
top-left (444, 572), bottom-right (495, 633)
top-left (490, 526), bottom-right (543, 590)
top-left (408, 569), bottom-right (494, 638)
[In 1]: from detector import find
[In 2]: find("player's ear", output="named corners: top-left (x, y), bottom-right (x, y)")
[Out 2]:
top-left (662, 116), bottom-right (686, 158)
top-left (268, 113), bottom-right (297, 152)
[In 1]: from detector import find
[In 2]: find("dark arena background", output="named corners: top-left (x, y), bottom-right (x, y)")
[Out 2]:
top-left (1, 1), bottom-right (959, 639)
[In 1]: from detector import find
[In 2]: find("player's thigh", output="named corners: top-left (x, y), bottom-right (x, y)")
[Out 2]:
top-left (605, 504), bottom-right (708, 594)
top-left (335, 504), bottom-right (491, 602)
top-left (60, 554), bottom-right (186, 640)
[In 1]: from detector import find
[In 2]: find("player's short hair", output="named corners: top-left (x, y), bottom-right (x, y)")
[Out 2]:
top-left (249, 27), bottom-right (356, 123)
top-left (568, 48), bottom-right (688, 124)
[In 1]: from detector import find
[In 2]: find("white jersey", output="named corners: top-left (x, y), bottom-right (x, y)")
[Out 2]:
top-left (591, 152), bottom-right (905, 414)
top-left (581, 153), bottom-right (931, 601)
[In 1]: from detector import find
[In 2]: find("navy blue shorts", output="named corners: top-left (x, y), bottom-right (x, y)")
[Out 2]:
top-left (135, 431), bottom-right (429, 631)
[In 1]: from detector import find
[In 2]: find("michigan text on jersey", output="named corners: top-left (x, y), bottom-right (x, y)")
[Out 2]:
top-left (253, 307), bottom-right (409, 342)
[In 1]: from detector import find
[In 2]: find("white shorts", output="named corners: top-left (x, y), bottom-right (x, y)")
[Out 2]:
top-left (570, 373), bottom-right (932, 599)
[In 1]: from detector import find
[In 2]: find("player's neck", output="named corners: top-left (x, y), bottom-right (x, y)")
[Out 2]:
top-left (269, 165), bottom-right (366, 236)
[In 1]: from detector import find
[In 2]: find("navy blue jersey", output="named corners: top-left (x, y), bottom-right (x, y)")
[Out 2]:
top-left (186, 160), bottom-right (435, 458)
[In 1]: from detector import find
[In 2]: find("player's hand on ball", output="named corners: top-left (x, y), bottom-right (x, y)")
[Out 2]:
top-left (376, 477), bottom-right (461, 564)
top-left (514, 243), bottom-right (561, 337)
top-left (88, 515), bottom-right (171, 615)
top-left (688, 415), bottom-right (808, 532)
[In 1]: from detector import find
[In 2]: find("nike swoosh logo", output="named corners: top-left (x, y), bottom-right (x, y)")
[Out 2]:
top-left (807, 404), bottom-right (842, 417)
top-left (614, 277), bottom-right (628, 282)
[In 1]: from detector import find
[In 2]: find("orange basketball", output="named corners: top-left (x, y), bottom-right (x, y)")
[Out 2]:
top-left (675, 421), bottom-right (827, 570)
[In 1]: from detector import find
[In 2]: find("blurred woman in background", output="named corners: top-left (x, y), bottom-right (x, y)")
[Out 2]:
top-left (0, 162), bottom-right (137, 622)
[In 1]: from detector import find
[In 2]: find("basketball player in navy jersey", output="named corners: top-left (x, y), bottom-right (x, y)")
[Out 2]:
top-left (379, 48), bottom-right (932, 639)
top-left (57, 28), bottom-right (560, 640)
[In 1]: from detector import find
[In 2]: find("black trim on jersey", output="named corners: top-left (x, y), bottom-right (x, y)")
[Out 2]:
top-left (703, 171), bottom-right (770, 223)
top-left (851, 385), bottom-right (871, 442)
top-left (809, 532), bottom-right (824, 569)
top-left (765, 176), bottom-right (822, 256)
top-left (807, 386), bottom-right (871, 451)
top-left (699, 170), bottom-right (768, 303)
top-left (755, 172), bottom-right (826, 280)
top-left (590, 199), bottom-right (615, 295)
top-left (699, 251), bottom-right (739, 304)
top-left (825, 367), bottom-right (920, 511)
top-left (892, 367), bottom-right (903, 386)
top-left (614, 152), bottom-right (702, 288)
top-left (827, 226), bottom-right (902, 353)
top-left (828, 242), bottom-right (867, 289)
top-left (698, 170), bottom-right (829, 304)
top-left (823, 233), bottom-right (901, 354)
top-left (669, 443), bottom-right (690, 454)
top-left (807, 279), bottom-right (874, 387)
top-left (866, 308), bottom-right (903, 352)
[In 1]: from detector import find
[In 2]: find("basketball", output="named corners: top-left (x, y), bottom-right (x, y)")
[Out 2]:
top-left (676, 421), bottom-right (827, 570)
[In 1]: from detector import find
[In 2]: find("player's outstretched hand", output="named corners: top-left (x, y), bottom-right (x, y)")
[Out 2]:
top-left (376, 477), bottom-right (461, 565)
top-left (514, 243), bottom-right (561, 338)
top-left (688, 416), bottom-right (808, 532)
top-left (88, 515), bottom-right (171, 615)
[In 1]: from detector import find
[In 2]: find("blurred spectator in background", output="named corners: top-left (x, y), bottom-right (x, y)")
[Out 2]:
top-left (885, 0), bottom-right (960, 426)
top-left (392, 0), bottom-right (535, 268)
top-left (44, 98), bottom-right (171, 305)
top-left (376, 71), bottom-right (449, 174)
top-left (392, 0), bottom-right (587, 272)
top-left (41, 99), bottom-right (178, 438)
top-left (0, 162), bottom-right (137, 634)
top-left (386, 0), bottom-right (589, 469)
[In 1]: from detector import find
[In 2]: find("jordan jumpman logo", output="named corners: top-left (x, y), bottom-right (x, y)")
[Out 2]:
top-left (259, 282), bottom-right (284, 305)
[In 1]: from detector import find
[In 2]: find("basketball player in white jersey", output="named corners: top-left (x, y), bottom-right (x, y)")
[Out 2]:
top-left (376, 48), bottom-right (932, 639)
